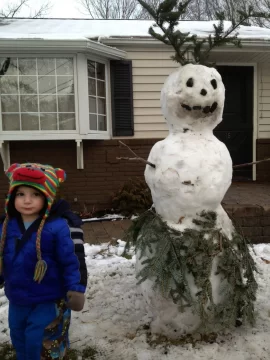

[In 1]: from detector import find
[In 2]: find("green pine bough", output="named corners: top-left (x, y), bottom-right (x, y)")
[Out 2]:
top-left (124, 210), bottom-right (258, 331)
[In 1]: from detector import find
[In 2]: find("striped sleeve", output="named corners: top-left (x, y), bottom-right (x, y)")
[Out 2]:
top-left (69, 226), bottom-right (88, 287)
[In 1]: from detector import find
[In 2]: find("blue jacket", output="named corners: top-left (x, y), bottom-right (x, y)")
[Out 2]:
top-left (0, 213), bottom-right (86, 306)
top-left (47, 200), bottom-right (88, 287)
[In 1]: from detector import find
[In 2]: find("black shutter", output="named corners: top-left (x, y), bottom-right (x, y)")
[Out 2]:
top-left (110, 60), bottom-right (134, 136)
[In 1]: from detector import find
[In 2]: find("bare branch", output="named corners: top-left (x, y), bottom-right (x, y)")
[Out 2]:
top-left (118, 141), bottom-right (156, 168)
top-left (0, 0), bottom-right (52, 18)
top-left (233, 158), bottom-right (270, 169)
top-left (76, 0), bottom-right (270, 25)
top-left (77, 0), bottom-right (163, 19)
top-left (0, 0), bottom-right (28, 17)
top-left (31, 1), bottom-right (52, 18)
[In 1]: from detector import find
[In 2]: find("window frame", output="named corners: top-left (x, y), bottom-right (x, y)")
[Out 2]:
top-left (0, 53), bottom-right (79, 136)
top-left (76, 53), bottom-right (111, 137)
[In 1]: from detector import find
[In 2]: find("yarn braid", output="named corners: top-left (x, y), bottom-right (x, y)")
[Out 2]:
top-left (33, 216), bottom-right (48, 283)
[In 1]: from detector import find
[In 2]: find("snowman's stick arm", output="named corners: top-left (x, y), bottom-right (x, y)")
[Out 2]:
top-left (118, 141), bottom-right (156, 168)
top-left (233, 157), bottom-right (270, 169)
top-left (117, 156), bottom-right (155, 165)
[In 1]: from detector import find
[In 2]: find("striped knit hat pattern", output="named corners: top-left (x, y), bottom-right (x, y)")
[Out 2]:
top-left (0, 163), bottom-right (66, 283)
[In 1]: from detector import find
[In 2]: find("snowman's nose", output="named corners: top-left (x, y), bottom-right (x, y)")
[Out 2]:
top-left (200, 89), bottom-right (207, 96)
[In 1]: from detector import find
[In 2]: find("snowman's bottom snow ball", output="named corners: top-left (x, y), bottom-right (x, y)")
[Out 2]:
top-left (125, 209), bottom-right (258, 339)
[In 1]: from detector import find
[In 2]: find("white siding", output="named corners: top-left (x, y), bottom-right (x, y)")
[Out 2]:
top-left (126, 48), bottom-right (178, 139)
top-left (117, 46), bottom-right (270, 141)
top-left (258, 63), bottom-right (270, 138)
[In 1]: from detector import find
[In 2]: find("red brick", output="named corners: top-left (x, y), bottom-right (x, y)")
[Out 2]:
top-left (232, 205), bottom-right (263, 217)
top-left (262, 205), bottom-right (270, 216)
top-left (251, 236), bottom-right (270, 244)
top-left (234, 217), bottom-right (261, 227)
top-left (241, 227), bottom-right (263, 237)
top-left (263, 226), bottom-right (270, 236)
top-left (261, 217), bottom-right (270, 226)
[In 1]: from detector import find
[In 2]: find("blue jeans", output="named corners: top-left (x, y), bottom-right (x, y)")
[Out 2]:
top-left (8, 300), bottom-right (71, 360)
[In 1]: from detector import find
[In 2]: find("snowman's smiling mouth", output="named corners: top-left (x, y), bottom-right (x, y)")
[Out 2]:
top-left (181, 102), bottom-right (218, 114)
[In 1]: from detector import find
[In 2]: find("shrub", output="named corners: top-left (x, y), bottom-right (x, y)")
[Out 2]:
top-left (112, 177), bottom-right (152, 216)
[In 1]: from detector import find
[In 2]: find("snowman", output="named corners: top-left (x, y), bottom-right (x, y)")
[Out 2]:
top-left (145, 64), bottom-right (232, 228)
top-left (129, 63), bottom-right (257, 339)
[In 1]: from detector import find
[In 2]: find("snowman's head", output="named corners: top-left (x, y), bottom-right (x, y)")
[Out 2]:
top-left (161, 64), bottom-right (225, 132)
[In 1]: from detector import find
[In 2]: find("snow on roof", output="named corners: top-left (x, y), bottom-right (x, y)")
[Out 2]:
top-left (1, 18), bottom-right (270, 42)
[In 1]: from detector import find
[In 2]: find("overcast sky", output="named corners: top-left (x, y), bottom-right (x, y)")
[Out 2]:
top-left (1, 0), bottom-right (88, 18)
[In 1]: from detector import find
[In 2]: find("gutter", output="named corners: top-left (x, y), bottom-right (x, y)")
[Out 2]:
top-left (86, 39), bottom-right (126, 59)
top-left (99, 36), bottom-right (270, 52)
top-left (0, 38), bottom-right (126, 59)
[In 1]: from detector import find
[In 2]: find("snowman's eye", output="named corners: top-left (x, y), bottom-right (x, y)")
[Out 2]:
top-left (186, 78), bottom-right (194, 87)
top-left (211, 79), bottom-right (217, 89)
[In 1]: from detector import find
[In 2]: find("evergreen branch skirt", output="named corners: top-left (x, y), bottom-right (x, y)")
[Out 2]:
top-left (9, 299), bottom-right (71, 360)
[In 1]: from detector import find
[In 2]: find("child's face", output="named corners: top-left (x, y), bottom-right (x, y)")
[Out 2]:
top-left (14, 186), bottom-right (45, 221)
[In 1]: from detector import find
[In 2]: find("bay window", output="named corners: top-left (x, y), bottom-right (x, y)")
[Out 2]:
top-left (0, 57), bottom-right (76, 131)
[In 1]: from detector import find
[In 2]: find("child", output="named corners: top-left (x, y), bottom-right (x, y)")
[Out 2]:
top-left (0, 162), bottom-right (87, 360)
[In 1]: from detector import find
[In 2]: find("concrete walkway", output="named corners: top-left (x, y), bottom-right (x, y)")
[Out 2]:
top-left (83, 219), bottom-right (132, 245)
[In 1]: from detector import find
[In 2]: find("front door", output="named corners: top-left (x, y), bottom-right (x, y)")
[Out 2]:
top-left (214, 66), bottom-right (254, 180)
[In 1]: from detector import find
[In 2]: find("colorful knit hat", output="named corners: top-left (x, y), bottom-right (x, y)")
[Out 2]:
top-left (0, 162), bottom-right (66, 283)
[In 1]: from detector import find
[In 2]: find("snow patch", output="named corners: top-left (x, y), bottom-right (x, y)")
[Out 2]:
top-left (0, 243), bottom-right (270, 359)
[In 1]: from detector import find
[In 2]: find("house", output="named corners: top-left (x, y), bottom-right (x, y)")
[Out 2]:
top-left (0, 18), bottom-right (270, 212)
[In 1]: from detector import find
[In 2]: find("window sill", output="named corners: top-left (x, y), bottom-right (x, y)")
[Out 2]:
top-left (0, 132), bottom-right (111, 141)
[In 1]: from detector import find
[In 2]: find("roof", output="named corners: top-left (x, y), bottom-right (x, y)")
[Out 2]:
top-left (1, 18), bottom-right (270, 42)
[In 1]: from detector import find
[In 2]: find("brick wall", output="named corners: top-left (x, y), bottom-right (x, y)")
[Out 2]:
top-left (0, 139), bottom-right (157, 214)
top-left (256, 139), bottom-right (270, 181)
top-left (224, 204), bottom-right (270, 244)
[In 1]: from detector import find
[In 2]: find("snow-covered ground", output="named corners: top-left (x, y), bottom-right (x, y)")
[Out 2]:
top-left (0, 242), bottom-right (270, 359)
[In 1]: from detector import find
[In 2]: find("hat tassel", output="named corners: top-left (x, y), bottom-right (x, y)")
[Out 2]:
top-left (34, 259), bottom-right (47, 283)
top-left (34, 217), bottom-right (47, 283)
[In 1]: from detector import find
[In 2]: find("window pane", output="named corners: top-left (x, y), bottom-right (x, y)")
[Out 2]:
top-left (59, 113), bottom-right (75, 130)
top-left (18, 58), bottom-right (36, 76)
top-left (37, 58), bottom-right (55, 76)
top-left (98, 115), bottom-right (107, 131)
top-left (57, 76), bottom-right (74, 94)
top-left (87, 61), bottom-right (95, 78)
top-left (1, 95), bottom-right (19, 112)
top-left (96, 63), bottom-right (105, 80)
top-left (38, 76), bottom-right (56, 94)
top-left (89, 96), bottom-right (96, 113)
top-left (89, 114), bottom-right (97, 130)
top-left (21, 113), bottom-right (39, 130)
top-left (19, 76), bottom-right (37, 94)
top-left (2, 114), bottom-right (20, 130)
top-left (0, 58), bottom-right (17, 76)
top-left (58, 95), bottom-right (75, 112)
top-left (97, 80), bottom-right (105, 97)
top-left (39, 95), bottom-right (57, 112)
top-left (56, 59), bottom-right (73, 75)
top-left (88, 78), bottom-right (96, 96)
top-left (20, 95), bottom-right (38, 112)
top-left (97, 98), bottom-right (106, 115)
top-left (0, 57), bottom-right (76, 132)
top-left (40, 113), bottom-right (57, 130)
top-left (0, 76), bottom-right (18, 94)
